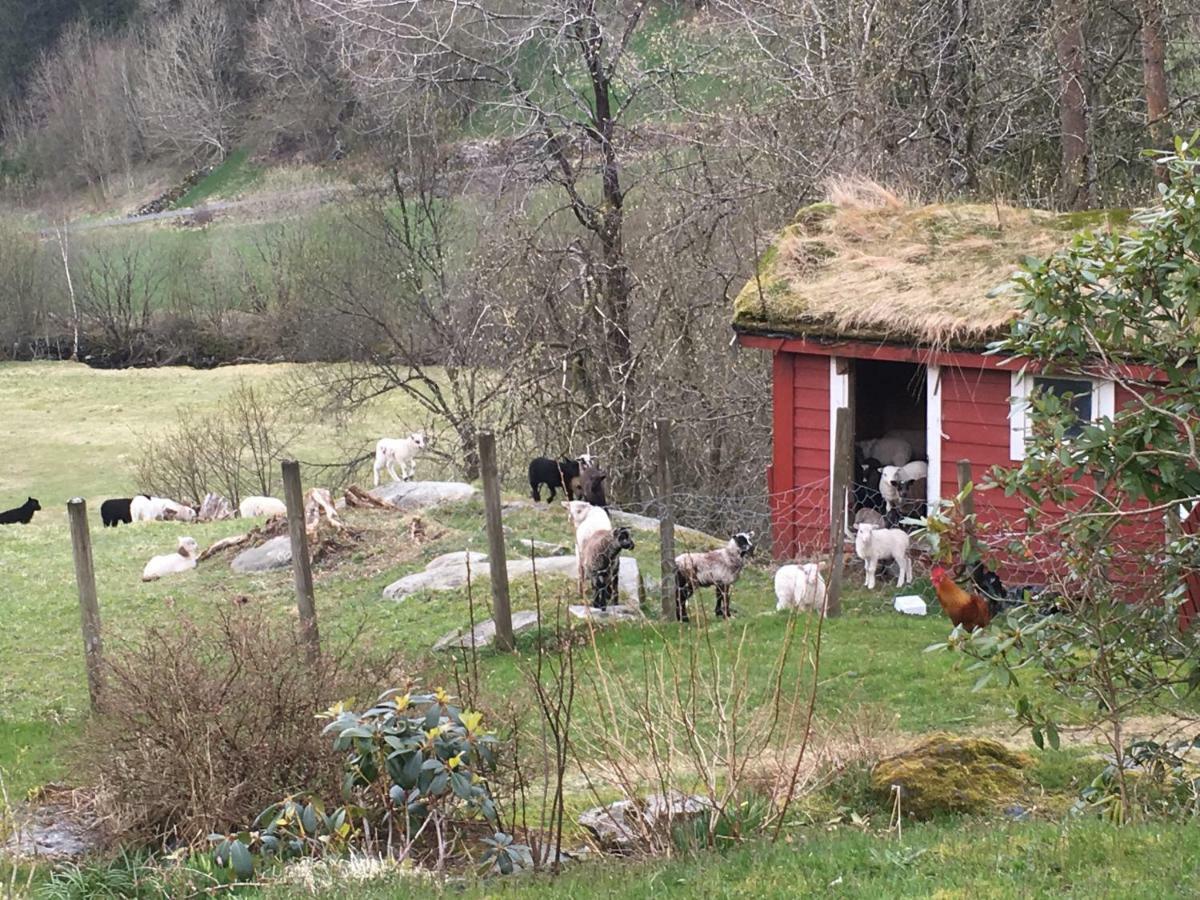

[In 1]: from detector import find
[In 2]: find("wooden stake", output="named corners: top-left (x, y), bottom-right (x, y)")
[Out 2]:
top-left (67, 498), bottom-right (103, 710)
top-left (478, 432), bottom-right (515, 651)
top-left (656, 419), bottom-right (678, 621)
top-left (827, 407), bottom-right (851, 617)
top-left (282, 459), bottom-right (320, 662)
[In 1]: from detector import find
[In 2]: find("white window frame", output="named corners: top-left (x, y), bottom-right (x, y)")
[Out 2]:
top-left (1009, 372), bottom-right (1115, 461)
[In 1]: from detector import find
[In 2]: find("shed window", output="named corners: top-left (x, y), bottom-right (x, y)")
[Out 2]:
top-left (1010, 373), bottom-right (1114, 461)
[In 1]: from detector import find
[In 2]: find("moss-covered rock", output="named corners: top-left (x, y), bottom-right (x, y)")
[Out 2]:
top-left (870, 733), bottom-right (1031, 820)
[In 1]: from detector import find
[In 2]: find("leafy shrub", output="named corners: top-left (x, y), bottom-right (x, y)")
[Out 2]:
top-left (82, 607), bottom-right (406, 848)
top-left (209, 690), bottom-right (527, 877)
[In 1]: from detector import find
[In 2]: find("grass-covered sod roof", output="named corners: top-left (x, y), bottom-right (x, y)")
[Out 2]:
top-left (732, 182), bottom-right (1130, 348)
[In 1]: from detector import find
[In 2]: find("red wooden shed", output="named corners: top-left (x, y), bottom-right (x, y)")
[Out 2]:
top-left (731, 195), bottom-right (1165, 593)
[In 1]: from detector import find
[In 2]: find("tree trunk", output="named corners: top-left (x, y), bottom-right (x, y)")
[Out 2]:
top-left (941, 0), bottom-right (976, 189)
top-left (1055, 0), bottom-right (1090, 211)
top-left (1139, 0), bottom-right (1169, 176)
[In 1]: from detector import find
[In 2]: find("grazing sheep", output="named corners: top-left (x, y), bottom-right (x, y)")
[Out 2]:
top-left (563, 500), bottom-right (614, 588)
top-left (581, 526), bottom-right (635, 609)
top-left (373, 432), bottom-right (427, 485)
top-left (141, 536), bottom-right (199, 581)
top-left (101, 497), bottom-right (135, 527)
top-left (854, 523), bottom-right (912, 590)
top-left (774, 562), bottom-right (828, 614)
top-left (856, 436), bottom-right (913, 467)
top-left (579, 460), bottom-right (608, 508)
top-left (529, 456), bottom-right (585, 502)
top-left (0, 497), bottom-right (41, 525)
top-left (675, 532), bottom-right (755, 622)
top-left (130, 496), bottom-right (191, 523)
top-left (239, 495), bottom-right (287, 518)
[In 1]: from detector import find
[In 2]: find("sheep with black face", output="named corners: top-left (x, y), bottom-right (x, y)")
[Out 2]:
top-left (675, 532), bottom-right (755, 622)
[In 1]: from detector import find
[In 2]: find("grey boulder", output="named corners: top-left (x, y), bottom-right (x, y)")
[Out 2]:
top-left (231, 535), bottom-right (292, 573)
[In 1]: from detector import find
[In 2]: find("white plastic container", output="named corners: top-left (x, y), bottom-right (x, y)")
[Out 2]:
top-left (893, 595), bottom-right (927, 616)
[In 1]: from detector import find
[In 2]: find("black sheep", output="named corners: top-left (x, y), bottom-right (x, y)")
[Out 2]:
top-left (852, 453), bottom-right (885, 512)
top-left (580, 461), bottom-right (608, 508)
top-left (101, 497), bottom-right (136, 527)
top-left (528, 456), bottom-right (582, 503)
top-left (0, 497), bottom-right (41, 525)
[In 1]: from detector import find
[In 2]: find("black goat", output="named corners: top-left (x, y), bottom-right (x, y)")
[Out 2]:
top-left (528, 456), bottom-right (582, 503)
top-left (0, 497), bottom-right (41, 525)
top-left (580, 460), bottom-right (608, 508)
top-left (101, 497), bottom-right (136, 527)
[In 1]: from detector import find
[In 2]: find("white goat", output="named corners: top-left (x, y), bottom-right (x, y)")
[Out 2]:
top-left (373, 432), bottom-right (427, 485)
top-left (774, 563), bottom-right (827, 614)
top-left (854, 523), bottom-right (912, 590)
top-left (563, 500), bottom-right (614, 588)
top-left (239, 495), bottom-right (287, 518)
top-left (856, 436), bottom-right (913, 467)
top-left (142, 536), bottom-right (199, 581)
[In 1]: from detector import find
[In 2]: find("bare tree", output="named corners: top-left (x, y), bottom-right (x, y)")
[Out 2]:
top-left (1054, 0), bottom-right (1091, 210)
top-left (1138, 0), bottom-right (1169, 162)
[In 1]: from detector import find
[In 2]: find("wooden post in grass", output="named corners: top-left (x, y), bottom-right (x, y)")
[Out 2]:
top-left (282, 459), bottom-right (320, 663)
top-left (957, 458), bottom-right (976, 550)
top-left (67, 498), bottom-right (103, 710)
top-left (827, 407), bottom-right (852, 617)
top-left (656, 419), bottom-right (678, 622)
top-left (478, 432), bottom-right (514, 651)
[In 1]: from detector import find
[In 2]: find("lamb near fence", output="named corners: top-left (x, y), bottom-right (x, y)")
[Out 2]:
top-left (854, 522), bottom-right (912, 590)
top-left (774, 562), bottom-right (827, 614)
top-left (563, 499), bottom-right (614, 589)
top-left (141, 536), bottom-right (199, 581)
top-left (580, 526), bottom-right (635, 609)
top-left (0, 497), bottom-right (40, 525)
top-left (373, 432), bottom-right (427, 485)
top-left (675, 531), bottom-right (755, 622)
top-left (239, 495), bottom-right (287, 518)
top-left (529, 456), bottom-right (582, 502)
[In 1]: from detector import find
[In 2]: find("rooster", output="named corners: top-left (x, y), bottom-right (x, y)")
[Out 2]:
top-left (930, 563), bottom-right (991, 632)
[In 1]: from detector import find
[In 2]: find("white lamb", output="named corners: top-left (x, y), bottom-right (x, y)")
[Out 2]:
top-left (130, 495), bottom-right (194, 522)
top-left (856, 436), bottom-right (913, 467)
top-left (854, 522), bottom-right (912, 590)
top-left (142, 536), bottom-right (199, 581)
top-left (889, 460), bottom-right (929, 492)
top-left (373, 432), bottom-right (427, 485)
top-left (774, 563), bottom-right (828, 615)
top-left (562, 500), bottom-right (613, 588)
top-left (239, 495), bottom-right (287, 518)
top-left (878, 465), bottom-right (902, 511)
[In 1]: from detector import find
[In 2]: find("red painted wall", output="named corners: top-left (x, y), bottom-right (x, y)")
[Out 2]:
top-left (770, 353), bottom-right (831, 558)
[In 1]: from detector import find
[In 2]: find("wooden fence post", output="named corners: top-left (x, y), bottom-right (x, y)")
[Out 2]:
top-left (656, 419), bottom-right (678, 621)
top-left (478, 432), bottom-right (515, 651)
top-left (282, 459), bottom-right (320, 662)
top-left (67, 498), bottom-right (104, 710)
top-left (827, 407), bottom-right (852, 617)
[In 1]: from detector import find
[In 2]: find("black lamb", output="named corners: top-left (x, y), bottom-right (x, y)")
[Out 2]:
top-left (528, 456), bottom-right (582, 503)
top-left (0, 497), bottom-right (41, 525)
top-left (101, 497), bottom-right (136, 527)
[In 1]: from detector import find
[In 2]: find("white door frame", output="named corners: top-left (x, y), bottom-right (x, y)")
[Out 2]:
top-left (830, 356), bottom-right (850, 515)
top-left (926, 364), bottom-right (943, 509)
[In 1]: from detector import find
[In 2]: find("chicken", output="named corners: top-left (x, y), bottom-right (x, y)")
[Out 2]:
top-left (930, 563), bottom-right (991, 632)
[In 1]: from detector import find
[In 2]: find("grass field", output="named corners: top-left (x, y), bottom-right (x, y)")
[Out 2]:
top-left (1, 361), bottom-right (1194, 896)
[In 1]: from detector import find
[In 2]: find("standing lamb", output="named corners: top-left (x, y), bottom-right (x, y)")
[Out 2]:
top-left (579, 460), bottom-right (608, 508)
top-left (101, 497), bottom-right (136, 527)
top-left (675, 532), bottom-right (755, 622)
top-left (239, 496), bottom-right (288, 518)
top-left (0, 497), bottom-right (40, 525)
top-left (562, 500), bottom-right (614, 589)
top-left (141, 536), bottom-right (200, 581)
top-left (774, 562), bottom-right (828, 614)
top-left (373, 432), bottom-right (427, 485)
top-left (580, 526), bottom-right (635, 609)
top-left (529, 456), bottom-right (583, 503)
top-left (854, 522), bottom-right (912, 590)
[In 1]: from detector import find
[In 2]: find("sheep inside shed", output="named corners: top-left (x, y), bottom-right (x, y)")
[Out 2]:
top-left (675, 531), bottom-right (755, 622)
top-left (142, 536), bottom-right (200, 581)
top-left (373, 431), bottom-right (427, 485)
